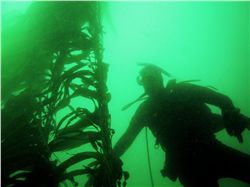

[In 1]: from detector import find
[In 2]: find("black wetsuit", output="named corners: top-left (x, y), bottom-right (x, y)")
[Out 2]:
top-left (133, 81), bottom-right (250, 187)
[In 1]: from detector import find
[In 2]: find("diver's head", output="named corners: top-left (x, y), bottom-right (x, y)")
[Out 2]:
top-left (137, 64), bottom-right (165, 97)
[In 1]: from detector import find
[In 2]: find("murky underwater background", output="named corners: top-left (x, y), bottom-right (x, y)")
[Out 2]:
top-left (2, 1), bottom-right (250, 187)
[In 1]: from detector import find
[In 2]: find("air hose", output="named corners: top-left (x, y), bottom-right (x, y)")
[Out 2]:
top-left (145, 127), bottom-right (155, 187)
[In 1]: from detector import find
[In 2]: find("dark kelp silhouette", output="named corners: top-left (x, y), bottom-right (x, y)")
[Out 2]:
top-left (2, 2), bottom-right (128, 187)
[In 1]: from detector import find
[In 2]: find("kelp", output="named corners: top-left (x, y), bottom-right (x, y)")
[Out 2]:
top-left (2, 2), bottom-right (128, 187)
top-left (49, 131), bottom-right (102, 152)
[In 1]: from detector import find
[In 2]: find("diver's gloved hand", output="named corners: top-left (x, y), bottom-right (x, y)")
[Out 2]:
top-left (110, 155), bottom-right (130, 187)
top-left (110, 154), bottom-right (124, 182)
top-left (222, 108), bottom-right (246, 143)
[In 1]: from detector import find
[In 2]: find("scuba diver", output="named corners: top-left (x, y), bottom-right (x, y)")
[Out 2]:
top-left (113, 64), bottom-right (250, 187)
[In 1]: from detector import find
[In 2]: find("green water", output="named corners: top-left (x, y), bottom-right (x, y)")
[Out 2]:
top-left (2, 2), bottom-right (250, 187)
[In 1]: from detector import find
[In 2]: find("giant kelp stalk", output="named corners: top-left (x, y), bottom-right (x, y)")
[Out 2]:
top-left (2, 2), bottom-right (128, 187)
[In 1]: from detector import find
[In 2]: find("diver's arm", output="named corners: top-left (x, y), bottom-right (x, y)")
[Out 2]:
top-left (113, 116), bottom-right (144, 158)
top-left (180, 83), bottom-right (247, 141)
top-left (180, 83), bottom-right (235, 111)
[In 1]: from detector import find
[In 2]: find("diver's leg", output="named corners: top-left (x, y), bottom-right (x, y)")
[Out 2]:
top-left (215, 143), bottom-right (250, 183)
top-left (178, 159), bottom-right (220, 187)
top-left (179, 175), bottom-right (219, 187)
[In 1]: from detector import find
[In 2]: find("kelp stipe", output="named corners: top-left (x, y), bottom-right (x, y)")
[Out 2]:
top-left (2, 2), bottom-right (127, 187)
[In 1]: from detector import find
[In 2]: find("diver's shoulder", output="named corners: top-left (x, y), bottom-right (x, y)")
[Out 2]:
top-left (137, 98), bottom-right (151, 110)
top-left (166, 79), bottom-right (206, 94)
top-left (167, 79), bottom-right (201, 88)
top-left (132, 99), bottom-right (151, 121)
top-left (165, 79), bottom-right (189, 91)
